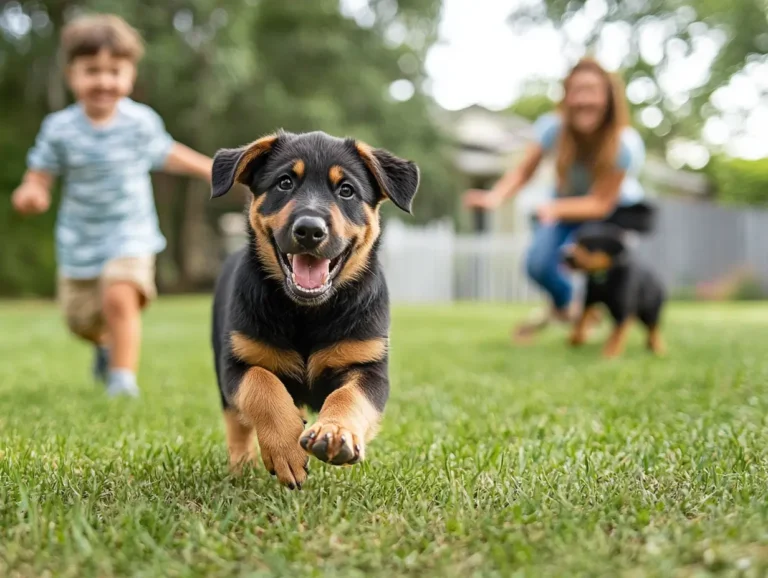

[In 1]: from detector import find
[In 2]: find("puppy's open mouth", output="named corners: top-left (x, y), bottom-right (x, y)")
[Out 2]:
top-left (277, 248), bottom-right (349, 301)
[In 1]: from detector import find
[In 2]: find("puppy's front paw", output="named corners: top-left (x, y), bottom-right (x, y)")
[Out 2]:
top-left (650, 343), bottom-right (667, 357)
top-left (647, 330), bottom-right (667, 356)
top-left (569, 330), bottom-right (586, 347)
top-left (228, 447), bottom-right (257, 475)
top-left (602, 343), bottom-right (621, 359)
top-left (259, 432), bottom-right (308, 489)
top-left (300, 421), bottom-right (364, 465)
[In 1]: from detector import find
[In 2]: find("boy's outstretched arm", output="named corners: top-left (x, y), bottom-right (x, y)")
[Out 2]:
top-left (12, 170), bottom-right (54, 215)
top-left (162, 142), bottom-right (213, 183)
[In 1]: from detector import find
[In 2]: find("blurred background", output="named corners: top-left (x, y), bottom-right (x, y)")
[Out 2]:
top-left (3, 0), bottom-right (768, 304)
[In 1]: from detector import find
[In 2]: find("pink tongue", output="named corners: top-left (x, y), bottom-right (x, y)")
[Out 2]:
top-left (292, 254), bottom-right (331, 289)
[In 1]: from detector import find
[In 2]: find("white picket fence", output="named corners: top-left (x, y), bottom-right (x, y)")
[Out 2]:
top-left (219, 197), bottom-right (768, 304)
top-left (379, 219), bottom-right (542, 303)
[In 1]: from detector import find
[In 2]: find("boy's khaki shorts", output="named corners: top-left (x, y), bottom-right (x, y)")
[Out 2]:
top-left (57, 255), bottom-right (157, 340)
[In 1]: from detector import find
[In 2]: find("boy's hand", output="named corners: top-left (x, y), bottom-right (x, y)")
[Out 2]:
top-left (12, 171), bottom-right (53, 215)
top-left (12, 183), bottom-right (51, 215)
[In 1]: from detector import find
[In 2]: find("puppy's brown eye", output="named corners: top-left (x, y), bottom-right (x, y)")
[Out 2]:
top-left (277, 176), bottom-right (294, 192)
top-left (339, 183), bottom-right (354, 199)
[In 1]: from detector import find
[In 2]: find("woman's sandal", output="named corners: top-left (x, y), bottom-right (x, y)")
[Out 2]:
top-left (511, 304), bottom-right (588, 345)
top-left (511, 316), bottom-right (551, 344)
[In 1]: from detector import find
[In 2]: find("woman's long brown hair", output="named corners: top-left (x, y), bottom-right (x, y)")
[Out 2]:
top-left (555, 57), bottom-right (630, 195)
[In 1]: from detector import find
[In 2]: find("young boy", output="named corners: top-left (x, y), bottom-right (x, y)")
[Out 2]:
top-left (11, 14), bottom-right (214, 398)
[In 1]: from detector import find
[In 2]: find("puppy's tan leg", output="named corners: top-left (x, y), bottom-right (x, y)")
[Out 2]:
top-left (235, 367), bottom-right (308, 489)
top-left (647, 325), bottom-right (666, 356)
top-left (603, 318), bottom-right (633, 358)
top-left (299, 371), bottom-right (381, 466)
top-left (223, 409), bottom-right (256, 472)
top-left (570, 305), bottom-right (596, 347)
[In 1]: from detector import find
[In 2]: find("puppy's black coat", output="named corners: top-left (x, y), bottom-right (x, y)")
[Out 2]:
top-left (210, 131), bottom-right (419, 488)
top-left (564, 222), bottom-right (666, 357)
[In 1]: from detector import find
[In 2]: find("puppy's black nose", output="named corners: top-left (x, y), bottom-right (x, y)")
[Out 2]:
top-left (292, 216), bottom-right (328, 250)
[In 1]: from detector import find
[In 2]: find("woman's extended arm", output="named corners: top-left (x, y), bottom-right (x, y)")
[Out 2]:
top-left (537, 168), bottom-right (624, 224)
top-left (463, 143), bottom-right (544, 210)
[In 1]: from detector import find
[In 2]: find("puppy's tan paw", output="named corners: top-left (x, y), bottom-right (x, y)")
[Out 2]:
top-left (570, 331), bottom-right (586, 347)
top-left (259, 437), bottom-right (308, 489)
top-left (602, 345), bottom-right (621, 359)
top-left (647, 330), bottom-right (667, 357)
top-left (299, 421), bottom-right (364, 465)
top-left (228, 449), bottom-right (257, 475)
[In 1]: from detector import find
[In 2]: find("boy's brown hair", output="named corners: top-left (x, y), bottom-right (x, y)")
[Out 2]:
top-left (60, 14), bottom-right (144, 64)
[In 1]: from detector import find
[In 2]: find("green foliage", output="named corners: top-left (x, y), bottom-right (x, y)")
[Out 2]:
top-left (4, 299), bottom-right (768, 575)
top-left (504, 93), bottom-right (555, 121)
top-left (710, 155), bottom-right (768, 205)
top-left (733, 276), bottom-right (766, 300)
top-left (513, 0), bottom-right (768, 99)
top-left (0, 115), bottom-right (58, 297)
top-left (0, 0), bottom-right (456, 296)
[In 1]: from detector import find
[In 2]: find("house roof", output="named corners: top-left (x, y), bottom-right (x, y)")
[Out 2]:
top-left (437, 105), bottom-right (533, 178)
top-left (439, 104), bottom-right (534, 152)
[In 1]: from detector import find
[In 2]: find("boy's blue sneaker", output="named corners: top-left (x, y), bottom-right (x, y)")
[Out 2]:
top-left (93, 345), bottom-right (110, 384)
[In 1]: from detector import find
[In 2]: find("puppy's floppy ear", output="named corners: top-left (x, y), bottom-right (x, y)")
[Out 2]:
top-left (605, 236), bottom-right (627, 258)
top-left (600, 223), bottom-right (629, 257)
top-left (354, 141), bottom-right (420, 214)
top-left (577, 223), bottom-right (625, 248)
top-left (605, 201), bottom-right (657, 234)
top-left (211, 134), bottom-right (279, 199)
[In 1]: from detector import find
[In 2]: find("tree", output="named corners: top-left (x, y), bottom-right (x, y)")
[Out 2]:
top-left (504, 93), bottom-right (556, 122)
top-left (709, 155), bottom-right (768, 205)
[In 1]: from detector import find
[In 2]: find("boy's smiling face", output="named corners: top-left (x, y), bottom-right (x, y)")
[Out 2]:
top-left (67, 49), bottom-right (136, 121)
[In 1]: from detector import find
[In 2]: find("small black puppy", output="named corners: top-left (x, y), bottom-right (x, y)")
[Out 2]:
top-left (563, 222), bottom-right (666, 358)
top-left (210, 130), bottom-right (419, 489)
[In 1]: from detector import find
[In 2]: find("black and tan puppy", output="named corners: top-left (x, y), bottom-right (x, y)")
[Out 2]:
top-left (563, 222), bottom-right (666, 358)
top-left (209, 130), bottom-right (419, 489)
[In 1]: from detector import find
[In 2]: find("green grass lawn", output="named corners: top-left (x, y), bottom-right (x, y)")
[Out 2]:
top-left (2, 298), bottom-right (768, 577)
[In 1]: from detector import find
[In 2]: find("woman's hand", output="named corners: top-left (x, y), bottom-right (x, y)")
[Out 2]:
top-left (462, 188), bottom-right (505, 210)
top-left (540, 169), bottom-right (625, 223)
top-left (536, 202), bottom-right (558, 225)
top-left (462, 144), bottom-right (544, 213)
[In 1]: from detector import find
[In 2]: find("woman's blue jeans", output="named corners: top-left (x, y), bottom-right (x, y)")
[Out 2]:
top-left (525, 222), bottom-right (582, 310)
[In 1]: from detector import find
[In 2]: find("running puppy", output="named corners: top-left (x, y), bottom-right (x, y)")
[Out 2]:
top-left (563, 222), bottom-right (666, 358)
top-left (210, 130), bottom-right (419, 489)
